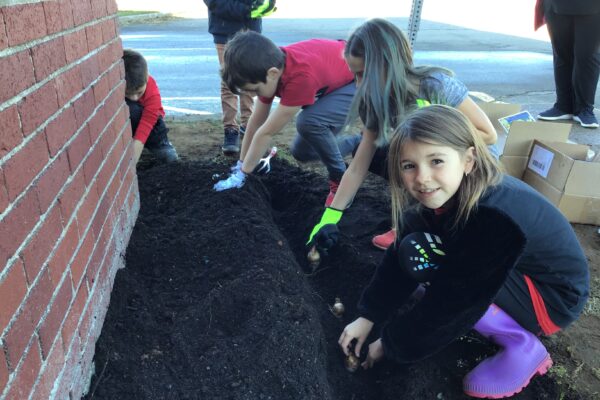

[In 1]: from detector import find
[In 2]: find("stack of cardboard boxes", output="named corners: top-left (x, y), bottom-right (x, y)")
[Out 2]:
top-left (479, 102), bottom-right (600, 225)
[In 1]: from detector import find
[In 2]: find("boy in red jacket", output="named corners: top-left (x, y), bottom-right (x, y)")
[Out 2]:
top-left (123, 49), bottom-right (179, 164)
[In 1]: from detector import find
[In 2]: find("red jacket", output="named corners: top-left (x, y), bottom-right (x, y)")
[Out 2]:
top-left (134, 75), bottom-right (165, 144)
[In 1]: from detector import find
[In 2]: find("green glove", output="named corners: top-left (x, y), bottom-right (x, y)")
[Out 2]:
top-left (307, 207), bottom-right (343, 245)
top-left (250, 0), bottom-right (276, 18)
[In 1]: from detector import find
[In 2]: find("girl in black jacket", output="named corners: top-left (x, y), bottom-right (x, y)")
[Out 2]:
top-left (339, 105), bottom-right (589, 398)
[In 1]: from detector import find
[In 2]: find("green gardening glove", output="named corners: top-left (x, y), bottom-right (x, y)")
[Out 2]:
top-left (250, 0), bottom-right (277, 18)
top-left (306, 207), bottom-right (343, 251)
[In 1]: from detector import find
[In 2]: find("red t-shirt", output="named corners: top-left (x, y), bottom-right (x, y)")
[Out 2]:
top-left (134, 75), bottom-right (166, 144)
top-left (259, 39), bottom-right (354, 107)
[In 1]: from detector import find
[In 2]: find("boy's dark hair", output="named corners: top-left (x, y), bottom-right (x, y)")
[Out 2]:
top-left (122, 49), bottom-right (148, 92)
top-left (222, 31), bottom-right (285, 95)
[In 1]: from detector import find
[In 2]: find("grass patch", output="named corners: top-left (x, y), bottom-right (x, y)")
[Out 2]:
top-left (118, 10), bottom-right (159, 17)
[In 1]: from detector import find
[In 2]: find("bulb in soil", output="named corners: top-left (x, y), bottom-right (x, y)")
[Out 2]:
top-left (345, 354), bottom-right (360, 372)
top-left (331, 297), bottom-right (345, 317)
top-left (307, 246), bottom-right (320, 267)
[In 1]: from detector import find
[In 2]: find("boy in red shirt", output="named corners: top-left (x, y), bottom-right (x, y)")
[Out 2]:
top-left (213, 32), bottom-right (361, 206)
top-left (123, 49), bottom-right (179, 164)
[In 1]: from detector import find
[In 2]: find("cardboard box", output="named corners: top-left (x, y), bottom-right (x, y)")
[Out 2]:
top-left (478, 102), bottom-right (571, 179)
top-left (522, 140), bottom-right (600, 225)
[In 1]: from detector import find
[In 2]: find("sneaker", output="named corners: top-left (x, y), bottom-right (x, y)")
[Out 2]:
top-left (537, 107), bottom-right (573, 121)
top-left (151, 142), bottom-right (179, 163)
top-left (573, 108), bottom-right (599, 128)
top-left (372, 229), bottom-right (396, 250)
top-left (239, 125), bottom-right (246, 138)
top-left (222, 127), bottom-right (240, 155)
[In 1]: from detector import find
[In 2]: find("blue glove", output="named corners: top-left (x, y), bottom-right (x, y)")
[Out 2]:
top-left (213, 169), bottom-right (246, 191)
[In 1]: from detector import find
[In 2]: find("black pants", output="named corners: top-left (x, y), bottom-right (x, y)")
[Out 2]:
top-left (126, 99), bottom-right (170, 149)
top-left (545, 7), bottom-right (600, 113)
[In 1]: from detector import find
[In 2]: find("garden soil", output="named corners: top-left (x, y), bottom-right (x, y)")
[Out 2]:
top-left (84, 119), bottom-right (600, 400)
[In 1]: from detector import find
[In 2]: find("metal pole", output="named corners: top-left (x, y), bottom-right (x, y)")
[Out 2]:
top-left (407, 0), bottom-right (424, 48)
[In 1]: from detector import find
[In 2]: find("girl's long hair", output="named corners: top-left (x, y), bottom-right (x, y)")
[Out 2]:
top-left (345, 18), bottom-right (451, 146)
top-left (387, 105), bottom-right (503, 233)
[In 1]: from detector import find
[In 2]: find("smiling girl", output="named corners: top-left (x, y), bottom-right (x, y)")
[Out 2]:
top-left (339, 105), bottom-right (589, 398)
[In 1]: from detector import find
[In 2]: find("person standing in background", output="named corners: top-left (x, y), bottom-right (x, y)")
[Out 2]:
top-left (536, 0), bottom-right (600, 129)
top-left (204, 0), bottom-right (277, 155)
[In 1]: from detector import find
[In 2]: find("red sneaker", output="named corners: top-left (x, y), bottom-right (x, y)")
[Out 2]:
top-left (372, 229), bottom-right (396, 250)
top-left (325, 180), bottom-right (339, 207)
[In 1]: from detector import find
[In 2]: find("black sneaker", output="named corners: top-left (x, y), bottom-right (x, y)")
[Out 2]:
top-left (151, 142), bottom-right (179, 163)
top-left (222, 127), bottom-right (240, 155)
top-left (537, 107), bottom-right (573, 121)
top-left (573, 108), bottom-right (599, 129)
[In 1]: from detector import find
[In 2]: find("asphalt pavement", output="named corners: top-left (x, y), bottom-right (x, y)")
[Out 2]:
top-left (118, 16), bottom-right (600, 149)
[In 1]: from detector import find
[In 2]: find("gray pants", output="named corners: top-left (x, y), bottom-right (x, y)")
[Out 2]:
top-left (290, 83), bottom-right (361, 182)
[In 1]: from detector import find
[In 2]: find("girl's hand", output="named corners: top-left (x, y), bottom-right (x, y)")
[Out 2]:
top-left (362, 338), bottom-right (384, 369)
top-left (338, 317), bottom-right (374, 357)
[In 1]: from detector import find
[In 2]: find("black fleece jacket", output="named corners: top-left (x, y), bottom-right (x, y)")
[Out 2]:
top-left (204, 0), bottom-right (262, 44)
top-left (358, 175), bottom-right (589, 364)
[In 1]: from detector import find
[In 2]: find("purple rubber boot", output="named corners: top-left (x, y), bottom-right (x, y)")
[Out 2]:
top-left (463, 304), bottom-right (553, 398)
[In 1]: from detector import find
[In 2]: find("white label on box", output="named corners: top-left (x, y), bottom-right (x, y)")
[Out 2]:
top-left (527, 144), bottom-right (554, 178)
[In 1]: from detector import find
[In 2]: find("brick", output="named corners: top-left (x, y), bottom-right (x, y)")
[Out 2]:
top-left (3, 306), bottom-right (35, 371)
top-left (85, 22), bottom-right (104, 52)
top-left (82, 144), bottom-right (102, 185)
top-left (0, 259), bottom-right (28, 332)
top-left (3, 133), bottom-right (49, 202)
top-left (0, 105), bottom-right (23, 157)
top-left (3, 3), bottom-right (47, 47)
top-left (0, 346), bottom-right (8, 394)
top-left (91, 194), bottom-right (110, 243)
top-left (76, 186), bottom-right (99, 235)
top-left (73, 89), bottom-right (95, 127)
top-left (101, 19), bottom-right (117, 44)
top-left (30, 335), bottom-right (65, 400)
top-left (61, 283), bottom-right (87, 348)
top-left (18, 81), bottom-right (59, 137)
top-left (26, 268), bottom-right (55, 328)
top-left (38, 278), bottom-right (72, 359)
top-left (35, 152), bottom-right (70, 213)
top-left (97, 45), bottom-right (117, 76)
top-left (4, 339), bottom-right (42, 400)
top-left (0, 189), bottom-right (40, 264)
top-left (106, 0), bottom-right (118, 15)
top-left (71, 0), bottom-right (93, 26)
top-left (80, 54), bottom-right (100, 88)
top-left (21, 207), bottom-right (63, 282)
top-left (87, 107), bottom-right (107, 143)
top-left (93, 73), bottom-right (110, 105)
top-left (55, 67), bottom-right (84, 107)
top-left (45, 107), bottom-right (77, 157)
top-left (0, 11), bottom-right (7, 50)
top-left (91, 0), bottom-right (107, 19)
top-left (32, 37), bottom-right (67, 82)
top-left (43, 1), bottom-right (63, 35)
top-left (0, 171), bottom-right (8, 214)
top-left (58, 0), bottom-right (74, 30)
top-left (58, 168), bottom-right (85, 219)
top-left (66, 125), bottom-right (90, 173)
top-left (70, 230), bottom-right (94, 288)
top-left (0, 50), bottom-right (36, 104)
top-left (48, 220), bottom-right (80, 287)
top-left (63, 29), bottom-right (88, 64)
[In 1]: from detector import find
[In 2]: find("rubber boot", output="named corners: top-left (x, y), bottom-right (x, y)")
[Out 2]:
top-left (463, 304), bottom-right (553, 398)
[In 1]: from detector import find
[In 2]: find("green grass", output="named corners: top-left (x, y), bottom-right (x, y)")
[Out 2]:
top-left (117, 10), bottom-right (159, 17)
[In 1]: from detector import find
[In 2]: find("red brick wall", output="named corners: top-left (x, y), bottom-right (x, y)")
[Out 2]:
top-left (0, 1), bottom-right (139, 399)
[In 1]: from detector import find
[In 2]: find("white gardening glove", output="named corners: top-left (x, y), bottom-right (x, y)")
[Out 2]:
top-left (213, 169), bottom-right (246, 192)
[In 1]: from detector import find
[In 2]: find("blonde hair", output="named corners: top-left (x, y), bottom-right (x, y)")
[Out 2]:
top-left (387, 105), bottom-right (503, 233)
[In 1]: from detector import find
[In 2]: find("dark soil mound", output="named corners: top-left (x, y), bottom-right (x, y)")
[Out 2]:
top-left (85, 159), bottom-right (580, 400)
